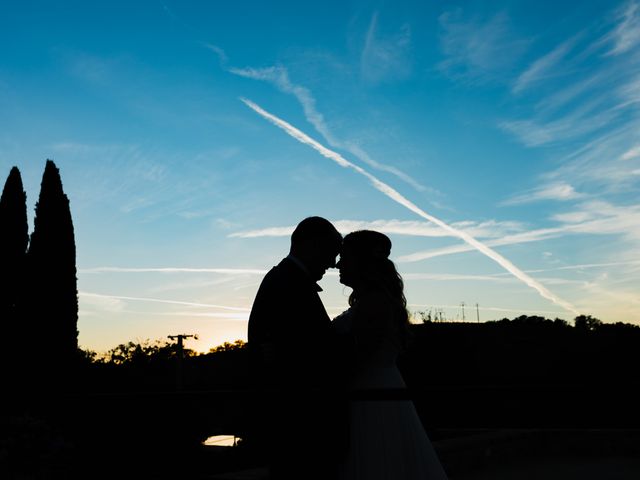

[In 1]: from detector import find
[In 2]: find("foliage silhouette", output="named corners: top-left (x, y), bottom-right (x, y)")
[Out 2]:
top-left (26, 160), bottom-right (78, 383)
top-left (574, 314), bottom-right (603, 331)
top-left (5, 315), bottom-right (639, 478)
top-left (0, 167), bottom-right (28, 381)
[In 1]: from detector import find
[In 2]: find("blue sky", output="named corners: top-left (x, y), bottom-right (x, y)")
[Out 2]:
top-left (1, 0), bottom-right (639, 353)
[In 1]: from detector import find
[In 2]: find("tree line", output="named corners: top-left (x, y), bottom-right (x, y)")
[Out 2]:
top-left (73, 313), bottom-right (640, 394)
top-left (0, 161), bottom-right (78, 389)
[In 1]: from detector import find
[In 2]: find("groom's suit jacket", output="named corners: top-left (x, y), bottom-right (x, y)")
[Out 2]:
top-left (248, 256), bottom-right (349, 478)
top-left (248, 256), bottom-right (334, 389)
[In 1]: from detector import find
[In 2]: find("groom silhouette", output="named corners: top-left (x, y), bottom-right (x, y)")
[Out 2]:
top-left (248, 216), bottom-right (345, 480)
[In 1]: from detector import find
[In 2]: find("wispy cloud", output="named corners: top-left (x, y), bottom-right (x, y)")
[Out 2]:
top-left (403, 273), bottom-right (513, 283)
top-left (209, 46), bottom-right (427, 192)
top-left (605, 1), bottom-right (640, 56)
top-left (79, 291), bottom-right (250, 311)
top-left (500, 104), bottom-right (619, 147)
top-left (241, 97), bottom-right (579, 314)
top-left (533, 70), bottom-right (609, 114)
top-left (544, 123), bottom-right (640, 191)
top-left (79, 267), bottom-right (267, 275)
top-left (400, 201), bottom-right (640, 263)
top-left (230, 219), bottom-right (523, 239)
top-left (360, 12), bottom-right (412, 84)
top-left (523, 260), bottom-right (640, 274)
top-left (64, 51), bottom-right (120, 86)
top-left (404, 272), bottom-right (585, 287)
top-left (80, 291), bottom-right (126, 312)
top-left (397, 226), bottom-right (564, 263)
top-left (204, 43), bottom-right (228, 64)
top-left (621, 145), bottom-right (640, 160)
top-left (513, 36), bottom-right (579, 94)
top-left (501, 0), bottom-right (640, 203)
top-left (133, 310), bottom-right (250, 320)
top-left (438, 9), bottom-right (528, 83)
top-left (502, 182), bottom-right (583, 205)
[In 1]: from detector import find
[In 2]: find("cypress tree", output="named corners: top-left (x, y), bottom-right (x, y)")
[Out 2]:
top-left (27, 160), bottom-right (78, 379)
top-left (0, 167), bottom-right (29, 371)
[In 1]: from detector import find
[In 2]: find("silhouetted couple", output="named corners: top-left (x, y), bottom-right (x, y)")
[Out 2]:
top-left (248, 216), bottom-right (448, 480)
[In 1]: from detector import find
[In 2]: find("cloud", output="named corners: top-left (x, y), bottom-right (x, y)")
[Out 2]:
top-left (605, 1), bottom-right (640, 56)
top-left (523, 260), bottom-right (640, 274)
top-left (500, 104), bottom-right (619, 147)
top-left (80, 291), bottom-right (126, 312)
top-left (621, 145), bottom-right (640, 160)
top-left (400, 201), bottom-right (640, 263)
top-left (502, 182), bottom-right (583, 205)
top-left (438, 9), bottom-right (528, 82)
top-left (501, 2), bottom-right (640, 155)
top-left (544, 123), bottom-right (640, 191)
top-left (403, 273), bottom-right (513, 283)
top-left (230, 219), bottom-right (523, 239)
top-left (65, 51), bottom-right (120, 86)
top-left (550, 211), bottom-right (594, 223)
top-left (397, 226), bottom-right (564, 263)
top-left (513, 36), bottom-right (579, 94)
top-left (204, 43), bottom-right (228, 64)
top-left (79, 291), bottom-right (250, 311)
top-left (242, 97), bottom-right (579, 314)
top-left (79, 267), bottom-right (267, 275)
top-left (534, 70), bottom-right (609, 114)
top-left (360, 12), bottom-right (412, 84)
top-left (137, 310), bottom-right (250, 320)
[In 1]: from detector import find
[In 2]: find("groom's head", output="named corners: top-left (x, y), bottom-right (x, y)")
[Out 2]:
top-left (290, 216), bottom-right (342, 282)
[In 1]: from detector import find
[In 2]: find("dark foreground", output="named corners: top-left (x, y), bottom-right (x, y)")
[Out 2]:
top-left (2, 385), bottom-right (639, 479)
top-left (203, 429), bottom-right (640, 480)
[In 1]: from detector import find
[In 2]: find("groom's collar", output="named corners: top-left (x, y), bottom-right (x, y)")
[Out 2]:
top-left (285, 254), bottom-right (323, 292)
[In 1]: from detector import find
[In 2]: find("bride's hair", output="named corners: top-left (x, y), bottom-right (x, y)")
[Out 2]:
top-left (343, 230), bottom-right (410, 336)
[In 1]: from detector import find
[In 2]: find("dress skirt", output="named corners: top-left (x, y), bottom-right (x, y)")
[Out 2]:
top-left (337, 366), bottom-right (449, 480)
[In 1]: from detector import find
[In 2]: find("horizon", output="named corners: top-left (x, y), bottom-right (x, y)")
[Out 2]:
top-left (1, 1), bottom-right (639, 353)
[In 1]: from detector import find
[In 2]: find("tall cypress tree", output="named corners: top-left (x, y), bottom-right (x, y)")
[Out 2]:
top-left (27, 160), bottom-right (78, 377)
top-left (0, 167), bottom-right (29, 368)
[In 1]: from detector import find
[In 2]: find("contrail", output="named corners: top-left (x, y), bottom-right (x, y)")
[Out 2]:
top-left (241, 97), bottom-right (580, 315)
top-left (80, 267), bottom-right (267, 275)
top-left (80, 291), bottom-right (250, 311)
top-left (226, 63), bottom-right (428, 192)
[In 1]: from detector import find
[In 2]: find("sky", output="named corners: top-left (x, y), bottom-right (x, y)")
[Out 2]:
top-left (1, 0), bottom-right (639, 353)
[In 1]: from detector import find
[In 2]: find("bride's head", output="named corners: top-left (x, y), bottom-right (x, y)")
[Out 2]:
top-left (337, 230), bottom-right (408, 318)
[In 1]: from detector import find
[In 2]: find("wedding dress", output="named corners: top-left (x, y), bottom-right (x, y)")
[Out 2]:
top-left (332, 306), bottom-right (448, 480)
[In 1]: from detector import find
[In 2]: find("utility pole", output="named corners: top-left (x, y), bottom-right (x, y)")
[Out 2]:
top-left (461, 302), bottom-right (466, 322)
top-left (168, 334), bottom-right (198, 390)
top-left (476, 303), bottom-right (480, 323)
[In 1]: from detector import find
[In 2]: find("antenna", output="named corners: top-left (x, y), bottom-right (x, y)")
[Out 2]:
top-left (461, 302), bottom-right (466, 322)
top-left (476, 303), bottom-right (480, 323)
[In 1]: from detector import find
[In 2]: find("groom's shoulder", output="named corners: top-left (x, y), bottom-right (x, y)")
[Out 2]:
top-left (259, 258), bottom-right (299, 287)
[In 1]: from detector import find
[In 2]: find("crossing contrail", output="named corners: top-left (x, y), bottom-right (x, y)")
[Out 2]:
top-left (241, 97), bottom-right (580, 315)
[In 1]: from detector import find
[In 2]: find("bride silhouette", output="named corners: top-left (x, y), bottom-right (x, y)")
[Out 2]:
top-left (332, 230), bottom-right (449, 480)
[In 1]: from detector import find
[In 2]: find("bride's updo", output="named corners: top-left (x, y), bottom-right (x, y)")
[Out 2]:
top-left (343, 230), bottom-right (409, 332)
